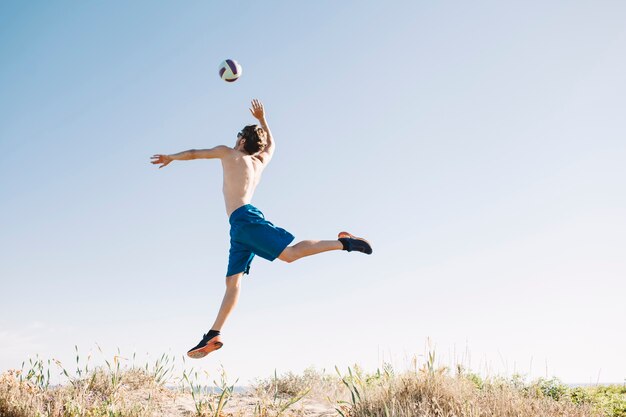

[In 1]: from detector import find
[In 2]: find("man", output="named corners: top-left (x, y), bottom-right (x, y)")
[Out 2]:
top-left (151, 99), bottom-right (372, 359)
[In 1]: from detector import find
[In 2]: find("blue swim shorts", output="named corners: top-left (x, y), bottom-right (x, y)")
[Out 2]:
top-left (226, 204), bottom-right (295, 277)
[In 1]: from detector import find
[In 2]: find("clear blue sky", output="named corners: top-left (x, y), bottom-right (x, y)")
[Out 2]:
top-left (1, 1), bottom-right (625, 384)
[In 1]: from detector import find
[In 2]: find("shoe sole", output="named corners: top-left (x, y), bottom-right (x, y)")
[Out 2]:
top-left (187, 337), bottom-right (223, 359)
top-left (338, 231), bottom-right (373, 254)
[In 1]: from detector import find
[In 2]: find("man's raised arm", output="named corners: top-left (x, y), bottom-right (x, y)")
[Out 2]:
top-left (249, 99), bottom-right (275, 163)
top-left (150, 145), bottom-right (229, 169)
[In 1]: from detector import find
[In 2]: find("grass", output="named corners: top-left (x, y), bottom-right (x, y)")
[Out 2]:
top-left (0, 347), bottom-right (177, 417)
top-left (333, 365), bottom-right (602, 417)
top-left (1, 346), bottom-right (624, 417)
top-left (181, 364), bottom-right (238, 416)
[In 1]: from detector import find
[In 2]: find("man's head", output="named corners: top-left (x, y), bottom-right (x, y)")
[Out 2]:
top-left (235, 124), bottom-right (267, 155)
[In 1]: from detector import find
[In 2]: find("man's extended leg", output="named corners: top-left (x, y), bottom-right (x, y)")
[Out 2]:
top-left (278, 240), bottom-right (342, 263)
top-left (278, 232), bottom-right (372, 263)
top-left (211, 273), bottom-right (243, 331)
top-left (187, 273), bottom-right (243, 358)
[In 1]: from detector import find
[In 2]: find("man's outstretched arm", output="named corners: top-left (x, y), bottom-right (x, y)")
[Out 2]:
top-left (249, 99), bottom-right (275, 163)
top-left (151, 146), bottom-right (229, 168)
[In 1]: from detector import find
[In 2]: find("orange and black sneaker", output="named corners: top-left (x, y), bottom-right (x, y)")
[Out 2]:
top-left (187, 331), bottom-right (223, 359)
top-left (338, 231), bottom-right (373, 255)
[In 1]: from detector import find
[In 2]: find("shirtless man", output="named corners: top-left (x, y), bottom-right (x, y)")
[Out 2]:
top-left (151, 99), bottom-right (372, 359)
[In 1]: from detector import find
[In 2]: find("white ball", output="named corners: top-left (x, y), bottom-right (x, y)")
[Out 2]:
top-left (218, 59), bottom-right (242, 82)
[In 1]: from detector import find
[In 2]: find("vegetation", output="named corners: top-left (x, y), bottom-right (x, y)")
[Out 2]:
top-left (0, 347), bottom-right (624, 416)
top-left (0, 347), bottom-right (177, 417)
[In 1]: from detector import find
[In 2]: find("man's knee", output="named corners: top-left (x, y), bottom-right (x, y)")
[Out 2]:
top-left (278, 247), bottom-right (297, 263)
top-left (225, 273), bottom-right (243, 289)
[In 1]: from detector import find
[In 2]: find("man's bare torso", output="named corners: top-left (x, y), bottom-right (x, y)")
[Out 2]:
top-left (150, 99), bottom-right (273, 216)
top-left (221, 149), bottom-right (265, 216)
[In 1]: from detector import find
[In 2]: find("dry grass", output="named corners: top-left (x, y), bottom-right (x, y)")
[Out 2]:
top-left (251, 368), bottom-right (340, 416)
top-left (253, 367), bottom-right (342, 399)
top-left (0, 367), bottom-right (174, 417)
top-left (0, 348), bottom-right (622, 417)
top-left (333, 367), bottom-right (601, 417)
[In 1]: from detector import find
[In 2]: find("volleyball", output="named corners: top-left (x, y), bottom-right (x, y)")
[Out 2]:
top-left (219, 59), bottom-right (242, 82)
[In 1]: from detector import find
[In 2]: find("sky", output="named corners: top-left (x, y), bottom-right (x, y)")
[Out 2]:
top-left (1, 1), bottom-right (625, 385)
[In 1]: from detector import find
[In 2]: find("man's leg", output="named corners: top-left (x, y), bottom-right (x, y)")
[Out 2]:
top-left (187, 272), bottom-right (243, 359)
top-left (278, 232), bottom-right (373, 263)
top-left (211, 272), bottom-right (244, 331)
top-left (278, 240), bottom-right (343, 263)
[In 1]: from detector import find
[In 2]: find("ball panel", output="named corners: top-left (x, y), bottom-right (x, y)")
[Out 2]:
top-left (225, 59), bottom-right (238, 75)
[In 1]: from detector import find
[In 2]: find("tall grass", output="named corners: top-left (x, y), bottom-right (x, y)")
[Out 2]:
top-left (0, 347), bottom-right (177, 417)
top-left (333, 364), bottom-right (602, 417)
top-left (328, 347), bottom-right (623, 417)
top-left (1, 346), bottom-right (624, 417)
top-left (251, 369), bottom-right (314, 416)
top-left (181, 363), bottom-right (238, 416)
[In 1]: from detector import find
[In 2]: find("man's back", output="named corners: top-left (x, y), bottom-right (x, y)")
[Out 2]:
top-left (221, 150), bottom-right (265, 216)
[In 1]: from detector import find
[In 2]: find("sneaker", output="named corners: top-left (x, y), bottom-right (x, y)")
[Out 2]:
top-left (338, 231), bottom-right (373, 255)
top-left (187, 333), bottom-right (223, 359)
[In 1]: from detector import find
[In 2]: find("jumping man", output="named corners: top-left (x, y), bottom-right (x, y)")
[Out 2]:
top-left (151, 99), bottom-right (372, 359)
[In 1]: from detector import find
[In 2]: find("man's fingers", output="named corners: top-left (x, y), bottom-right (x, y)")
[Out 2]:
top-left (249, 99), bottom-right (264, 117)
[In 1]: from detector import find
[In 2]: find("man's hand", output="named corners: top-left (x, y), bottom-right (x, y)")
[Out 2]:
top-left (248, 98), bottom-right (274, 164)
top-left (151, 154), bottom-right (173, 169)
top-left (249, 99), bottom-right (265, 121)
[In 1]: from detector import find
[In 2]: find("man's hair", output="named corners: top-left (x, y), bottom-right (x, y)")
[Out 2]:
top-left (239, 124), bottom-right (266, 155)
